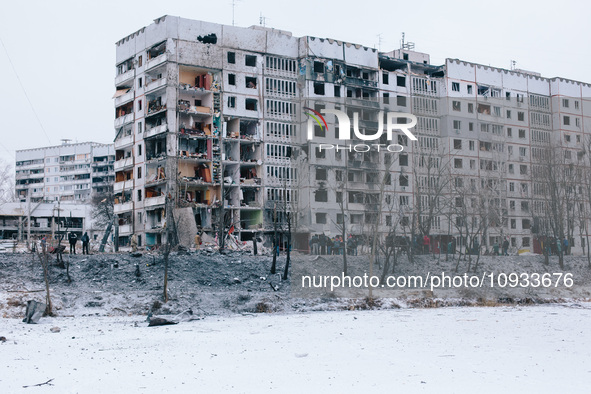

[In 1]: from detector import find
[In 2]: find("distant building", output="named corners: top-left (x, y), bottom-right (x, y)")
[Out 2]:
top-left (15, 141), bottom-right (115, 203)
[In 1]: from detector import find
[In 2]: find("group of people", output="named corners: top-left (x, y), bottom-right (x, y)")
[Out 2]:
top-left (309, 234), bottom-right (358, 256)
top-left (68, 231), bottom-right (91, 255)
top-left (544, 237), bottom-right (570, 256)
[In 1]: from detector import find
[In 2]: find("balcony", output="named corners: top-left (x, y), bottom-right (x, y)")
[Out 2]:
top-left (114, 113), bottom-right (134, 128)
top-left (344, 77), bottom-right (378, 89)
top-left (114, 134), bottom-right (134, 149)
top-left (145, 195), bottom-right (165, 208)
top-left (114, 90), bottom-right (134, 107)
top-left (114, 157), bottom-right (133, 171)
top-left (114, 201), bottom-right (133, 214)
top-left (113, 179), bottom-right (134, 192)
top-left (115, 69), bottom-right (134, 86)
top-left (145, 124), bottom-right (168, 139)
top-left (146, 53), bottom-right (167, 70)
top-left (118, 224), bottom-right (132, 235)
top-left (145, 77), bottom-right (166, 93)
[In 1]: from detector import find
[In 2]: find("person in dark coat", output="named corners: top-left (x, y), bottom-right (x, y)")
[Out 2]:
top-left (502, 238), bottom-right (509, 256)
top-left (68, 231), bottom-right (78, 254)
top-left (81, 232), bottom-right (90, 255)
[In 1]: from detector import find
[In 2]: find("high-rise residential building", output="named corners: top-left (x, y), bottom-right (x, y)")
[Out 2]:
top-left (15, 141), bottom-right (115, 203)
top-left (114, 15), bottom-right (591, 255)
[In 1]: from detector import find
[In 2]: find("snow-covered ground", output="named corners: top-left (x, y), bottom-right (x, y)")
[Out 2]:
top-left (1, 305), bottom-right (591, 393)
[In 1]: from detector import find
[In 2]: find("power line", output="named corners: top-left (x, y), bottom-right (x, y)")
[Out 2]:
top-left (0, 36), bottom-right (52, 145)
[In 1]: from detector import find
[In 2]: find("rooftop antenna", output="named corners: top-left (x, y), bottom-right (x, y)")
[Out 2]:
top-left (231, 0), bottom-right (242, 26)
top-left (259, 12), bottom-right (267, 27)
top-left (511, 60), bottom-right (517, 70)
top-left (400, 32), bottom-right (415, 51)
top-left (376, 33), bottom-right (383, 51)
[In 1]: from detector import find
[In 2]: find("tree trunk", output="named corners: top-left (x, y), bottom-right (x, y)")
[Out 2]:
top-left (38, 244), bottom-right (52, 316)
top-left (99, 221), bottom-right (113, 253)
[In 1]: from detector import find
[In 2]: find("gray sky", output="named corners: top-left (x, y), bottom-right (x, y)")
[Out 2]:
top-left (1, 0), bottom-right (590, 166)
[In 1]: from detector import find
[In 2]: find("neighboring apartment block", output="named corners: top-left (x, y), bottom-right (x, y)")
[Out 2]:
top-left (15, 141), bottom-right (115, 203)
top-left (114, 15), bottom-right (591, 254)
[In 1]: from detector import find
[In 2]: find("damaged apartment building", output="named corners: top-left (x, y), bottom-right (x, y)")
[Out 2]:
top-left (114, 15), bottom-right (591, 255)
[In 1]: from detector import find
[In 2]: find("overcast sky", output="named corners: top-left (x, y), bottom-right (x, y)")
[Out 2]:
top-left (1, 0), bottom-right (590, 166)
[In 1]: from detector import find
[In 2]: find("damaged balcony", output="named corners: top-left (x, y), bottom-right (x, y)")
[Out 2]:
top-left (114, 169), bottom-right (133, 192)
top-left (113, 86), bottom-right (134, 107)
top-left (145, 63), bottom-right (167, 93)
top-left (145, 163), bottom-right (167, 186)
top-left (146, 41), bottom-right (167, 70)
top-left (114, 101), bottom-right (134, 128)
top-left (114, 190), bottom-right (133, 214)
top-left (114, 148), bottom-right (133, 171)
top-left (179, 65), bottom-right (219, 92)
top-left (146, 93), bottom-right (167, 117)
top-left (179, 186), bottom-right (219, 209)
top-left (240, 187), bottom-right (262, 209)
top-left (115, 57), bottom-right (134, 86)
top-left (146, 207), bottom-right (166, 235)
top-left (117, 212), bottom-right (133, 235)
top-left (179, 161), bottom-right (219, 187)
top-left (239, 119), bottom-right (261, 141)
top-left (114, 126), bottom-right (134, 150)
top-left (145, 137), bottom-right (167, 162)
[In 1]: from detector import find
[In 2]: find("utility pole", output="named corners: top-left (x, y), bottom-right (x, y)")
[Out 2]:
top-left (26, 187), bottom-right (31, 250)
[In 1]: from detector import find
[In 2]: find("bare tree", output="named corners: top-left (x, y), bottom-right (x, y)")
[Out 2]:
top-left (0, 160), bottom-right (14, 204)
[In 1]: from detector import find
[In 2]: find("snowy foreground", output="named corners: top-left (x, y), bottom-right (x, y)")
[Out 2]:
top-left (1, 305), bottom-right (591, 393)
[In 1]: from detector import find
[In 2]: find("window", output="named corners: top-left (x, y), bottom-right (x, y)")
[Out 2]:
top-left (383, 93), bottom-right (389, 104)
top-left (138, 144), bottom-right (142, 156)
top-left (316, 213), bottom-right (327, 224)
top-left (453, 120), bottom-right (461, 130)
top-left (468, 103), bottom-right (474, 113)
top-left (522, 220), bottom-right (531, 230)
top-left (507, 128), bottom-right (512, 137)
top-left (314, 82), bottom-right (325, 95)
top-left (227, 96), bottom-right (236, 108)
top-left (336, 192), bottom-right (343, 203)
top-left (506, 110), bottom-right (511, 119)
top-left (334, 86), bottom-right (341, 97)
top-left (315, 189), bottom-right (328, 202)
top-left (137, 166), bottom-right (142, 179)
top-left (452, 82), bottom-right (460, 92)
top-left (397, 95), bottom-right (406, 107)
top-left (511, 219), bottom-right (516, 229)
top-left (383, 72), bottom-right (389, 84)
top-left (137, 189), bottom-right (142, 201)
top-left (137, 122), bottom-right (143, 133)
top-left (227, 52), bottom-right (235, 64)
top-left (469, 122), bottom-right (474, 131)
top-left (520, 164), bottom-right (528, 175)
top-left (399, 154), bottom-right (408, 166)
top-left (386, 215), bottom-right (392, 226)
top-left (518, 129), bottom-right (526, 139)
top-left (519, 147), bottom-right (526, 157)
top-left (228, 73), bottom-right (236, 85)
top-left (137, 100), bottom-right (142, 111)
top-left (454, 158), bottom-right (463, 168)
top-left (575, 101), bottom-right (580, 110)
top-left (452, 101), bottom-right (461, 111)
top-left (509, 164), bottom-right (514, 174)
top-left (316, 168), bottom-right (327, 180)
top-left (315, 147), bottom-right (326, 159)
top-left (313, 61), bottom-right (324, 73)
top-left (245, 76), bottom-right (257, 88)
top-left (469, 141), bottom-right (475, 151)
top-left (399, 175), bottom-right (409, 187)
top-left (576, 118), bottom-right (581, 127)
top-left (564, 116), bottom-right (570, 126)
top-left (245, 55), bottom-right (257, 67)
top-left (562, 98), bottom-right (569, 108)
top-left (138, 77), bottom-right (143, 88)
top-left (138, 55), bottom-right (143, 67)
top-left (518, 112), bottom-right (525, 121)
top-left (245, 99), bottom-right (257, 111)
top-left (467, 85), bottom-right (473, 94)
top-left (470, 160), bottom-right (475, 169)
top-left (521, 201), bottom-right (529, 212)
top-left (335, 170), bottom-right (343, 182)
top-left (397, 75), bottom-right (406, 87)
top-left (453, 139), bottom-right (462, 150)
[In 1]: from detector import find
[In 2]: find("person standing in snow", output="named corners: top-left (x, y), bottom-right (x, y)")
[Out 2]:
top-left (68, 231), bottom-right (78, 254)
top-left (81, 232), bottom-right (90, 255)
top-left (502, 238), bottom-right (509, 256)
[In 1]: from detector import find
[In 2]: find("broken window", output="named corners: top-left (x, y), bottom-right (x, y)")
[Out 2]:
top-left (245, 99), bottom-right (257, 111)
top-left (227, 96), bottom-right (236, 108)
top-left (227, 52), bottom-right (235, 64)
top-left (477, 104), bottom-right (491, 115)
top-left (228, 74), bottom-right (236, 85)
top-left (314, 82), bottom-right (325, 95)
top-left (148, 42), bottom-right (166, 59)
top-left (397, 76), bottom-right (406, 87)
top-left (399, 175), bottom-right (409, 187)
top-left (245, 55), bottom-right (257, 67)
top-left (452, 101), bottom-right (461, 111)
top-left (452, 82), bottom-right (460, 92)
top-left (334, 86), bottom-right (341, 97)
top-left (314, 61), bottom-right (324, 73)
top-left (245, 76), bottom-right (257, 88)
